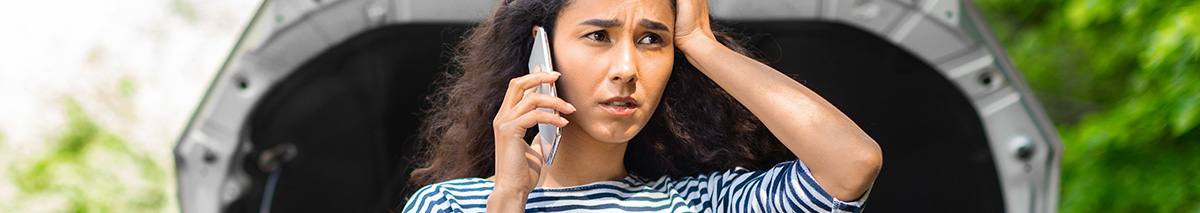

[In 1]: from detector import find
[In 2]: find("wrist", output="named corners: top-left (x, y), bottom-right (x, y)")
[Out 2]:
top-left (676, 36), bottom-right (722, 61)
top-left (487, 186), bottom-right (529, 212)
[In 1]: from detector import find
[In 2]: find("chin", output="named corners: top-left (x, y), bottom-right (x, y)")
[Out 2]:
top-left (589, 125), bottom-right (643, 143)
top-left (567, 120), bottom-right (645, 143)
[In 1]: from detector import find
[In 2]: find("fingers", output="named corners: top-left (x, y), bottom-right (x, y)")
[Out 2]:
top-left (513, 109), bottom-right (569, 129)
top-left (492, 68), bottom-right (563, 193)
top-left (673, 0), bottom-right (715, 48)
top-left (494, 108), bottom-right (568, 139)
top-left (679, 0), bottom-right (710, 15)
top-left (495, 67), bottom-right (573, 133)
top-left (492, 66), bottom-right (562, 194)
top-left (502, 67), bottom-right (560, 109)
top-left (514, 92), bottom-right (576, 115)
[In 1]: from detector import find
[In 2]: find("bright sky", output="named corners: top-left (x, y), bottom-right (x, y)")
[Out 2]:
top-left (0, 0), bottom-right (258, 210)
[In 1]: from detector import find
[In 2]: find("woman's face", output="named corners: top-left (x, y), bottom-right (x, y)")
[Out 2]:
top-left (552, 0), bottom-right (675, 143)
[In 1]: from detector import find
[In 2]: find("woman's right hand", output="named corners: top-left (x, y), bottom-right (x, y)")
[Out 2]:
top-left (488, 66), bottom-right (576, 209)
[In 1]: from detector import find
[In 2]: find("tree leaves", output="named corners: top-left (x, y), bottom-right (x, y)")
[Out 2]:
top-left (977, 0), bottom-right (1200, 212)
top-left (4, 98), bottom-right (168, 212)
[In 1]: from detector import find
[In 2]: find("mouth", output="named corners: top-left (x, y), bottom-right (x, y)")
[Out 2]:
top-left (599, 97), bottom-right (639, 116)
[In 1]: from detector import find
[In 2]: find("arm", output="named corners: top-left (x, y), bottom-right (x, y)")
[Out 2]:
top-left (674, 0), bottom-right (882, 201)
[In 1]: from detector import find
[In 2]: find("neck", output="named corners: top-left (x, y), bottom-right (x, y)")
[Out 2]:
top-left (538, 125), bottom-right (629, 188)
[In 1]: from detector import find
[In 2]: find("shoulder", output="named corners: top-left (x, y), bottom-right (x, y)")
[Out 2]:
top-left (402, 178), bottom-right (493, 212)
top-left (652, 160), bottom-right (818, 198)
top-left (411, 178), bottom-right (494, 199)
top-left (415, 177), bottom-right (494, 194)
top-left (704, 160), bottom-right (801, 181)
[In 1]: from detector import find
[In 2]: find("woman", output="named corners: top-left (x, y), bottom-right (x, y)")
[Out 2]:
top-left (403, 0), bottom-right (882, 212)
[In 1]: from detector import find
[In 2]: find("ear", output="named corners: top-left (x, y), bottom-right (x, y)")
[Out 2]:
top-left (532, 25), bottom-right (541, 36)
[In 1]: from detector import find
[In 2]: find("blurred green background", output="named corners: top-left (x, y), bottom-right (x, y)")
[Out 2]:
top-left (0, 0), bottom-right (255, 212)
top-left (0, 0), bottom-right (1197, 212)
top-left (976, 0), bottom-right (1200, 212)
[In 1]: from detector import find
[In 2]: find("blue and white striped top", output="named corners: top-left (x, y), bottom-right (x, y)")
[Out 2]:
top-left (402, 159), bottom-right (868, 212)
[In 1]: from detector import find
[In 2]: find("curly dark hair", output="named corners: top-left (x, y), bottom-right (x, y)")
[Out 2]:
top-left (410, 0), bottom-right (793, 189)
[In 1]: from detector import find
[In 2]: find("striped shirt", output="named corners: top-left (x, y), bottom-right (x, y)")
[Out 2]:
top-left (402, 159), bottom-right (868, 212)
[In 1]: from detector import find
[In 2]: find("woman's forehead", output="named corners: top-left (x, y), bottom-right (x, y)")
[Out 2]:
top-left (557, 0), bottom-right (674, 27)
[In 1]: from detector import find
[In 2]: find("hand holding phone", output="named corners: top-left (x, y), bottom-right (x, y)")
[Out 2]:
top-left (528, 26), bottom-right (562, 165)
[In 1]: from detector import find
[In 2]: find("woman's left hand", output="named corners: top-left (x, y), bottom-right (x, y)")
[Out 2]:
top-left (673, 0), bottom-right (717, 52)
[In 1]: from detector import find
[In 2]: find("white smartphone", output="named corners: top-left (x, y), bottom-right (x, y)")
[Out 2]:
top-left (528, 26), bottom-right (562, 165)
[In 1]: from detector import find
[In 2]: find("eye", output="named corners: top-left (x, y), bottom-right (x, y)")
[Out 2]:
top-left (637, 34), bottom-right (662, 45)
top-left (585, 31), bottom-right (609, 42)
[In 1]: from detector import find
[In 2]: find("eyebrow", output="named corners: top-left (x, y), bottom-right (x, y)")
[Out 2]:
top-left (639, 19), bottom-right (669, 32)
top-left (581, 19), bottom-right (621, 28)
top-left (580, 18), bottom-right (670, 32)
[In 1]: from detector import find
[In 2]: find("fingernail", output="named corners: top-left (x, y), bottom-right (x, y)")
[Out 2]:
top-left (567, 103), bottom-right (576, 111)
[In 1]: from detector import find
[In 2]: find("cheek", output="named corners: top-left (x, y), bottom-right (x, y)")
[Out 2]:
top-left (641, 54), bottom-right (674, 102)
top-left (558, 75), bottom-right (596, 105)
top-left (553, 49), bottom-right (605, 104)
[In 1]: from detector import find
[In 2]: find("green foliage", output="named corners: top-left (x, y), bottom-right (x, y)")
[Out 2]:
top-left (5, 98), bottom-right (169, 212)
top-left (172, 0), bottom-right (199, 23)
top-left (976, 0), bottom-right (1200, 212)
top-left (119, 77), bottom-right (137, 100)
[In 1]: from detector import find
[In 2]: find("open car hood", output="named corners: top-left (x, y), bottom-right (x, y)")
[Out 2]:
top-left (175, 0), bottom-right (1062, 212)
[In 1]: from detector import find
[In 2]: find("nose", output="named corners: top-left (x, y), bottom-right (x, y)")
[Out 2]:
top-left (608, 43), bottom-right (638, 84)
